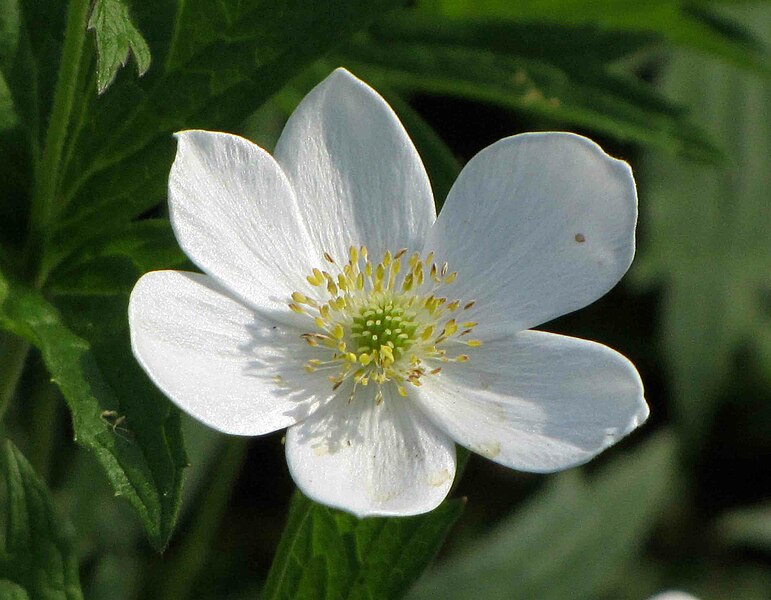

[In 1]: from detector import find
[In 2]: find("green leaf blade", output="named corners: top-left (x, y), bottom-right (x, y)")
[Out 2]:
top-left (0, 270), bottom-right (185, 551)
top-left (0, 440), bottom-right (83, 600)
top-left (88, 0), bottom-right (152, 94)
top-left (409, 433), bottom-right (677, 600)
top-left (265, 493), bottom-right (465, 600)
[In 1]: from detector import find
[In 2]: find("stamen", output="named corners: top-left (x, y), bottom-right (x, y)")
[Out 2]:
top-left (289, 249), bottom-right (480, 405)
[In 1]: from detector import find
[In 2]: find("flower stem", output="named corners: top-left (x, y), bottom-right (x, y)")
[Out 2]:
top-left (0, 335), bottom-right (30, 423)
top-left (156, 438), bottom-right (249, 600)
top-left (28, 0), bottom-right (90, 279)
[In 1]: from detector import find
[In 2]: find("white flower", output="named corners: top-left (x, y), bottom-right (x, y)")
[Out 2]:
top-left (128, 68), bottom-right (648, 518)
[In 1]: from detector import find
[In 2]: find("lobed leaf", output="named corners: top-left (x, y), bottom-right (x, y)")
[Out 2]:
top-left (0, 439), bottom-right (83, 599)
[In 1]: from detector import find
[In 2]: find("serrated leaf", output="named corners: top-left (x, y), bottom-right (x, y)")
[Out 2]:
top-left (0, 269), bottom-right (186, 551)
top-left (0, 440), bottom-right (83, 599)
top-left (46, 0), bottom-right (401, 275)
top-left (88, 0), bottom-right (151, 94)
top-left (409, 433), bottom-right (677, 600)
top-left (264, 493), bottom-right (465, 600)
top-left (631, 5), bottom-right (771, 441)
top-left (338, 15), bottom-right (722, 161)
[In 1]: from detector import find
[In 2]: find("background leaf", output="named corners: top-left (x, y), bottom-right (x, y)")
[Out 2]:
top-left (408, 433), bottom-right (678, 600)
top-left (88, 0), bottom-right (151, 94)
top-left (0, 439), bottom-right (83, 599)
top-left (264, 493), bottom-right (465, 600)
top-left (337, 14), bottom-right (723, 161)
top-left (631, 3), bottom-right (771, 443)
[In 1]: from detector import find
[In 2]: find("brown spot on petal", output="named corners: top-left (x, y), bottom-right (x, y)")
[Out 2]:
top-left (575, 233), bottom-right (586, 243)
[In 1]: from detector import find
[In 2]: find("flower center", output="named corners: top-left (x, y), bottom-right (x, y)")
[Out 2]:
top-left (289, 246), bottom-right (481, 403)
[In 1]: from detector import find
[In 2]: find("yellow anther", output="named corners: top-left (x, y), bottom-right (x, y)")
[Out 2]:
top-left (333, 324), bottom-right (345, 339)
top-left (456, 354), bottom-right (469, 362)
top-left (292, 292), bottom-right (308, 303)
top-left (356, 273), bottom-right (364, 290)
top-left (359, 353), bottom-right (372, 366)
top-left (461, 321), bottom-right (478, 328)
top-left (383, 250), bottom-right (392, 266)
top-left (463, 301), bottom-right (476, 310)
top-left (307, 268), bottom-right (324, 286)
top-left (289, 303), bottom-right (304, 314)
top-left (421, 325), bottom-right (434, 340)
top-left (446, 300), bottom-right (460, 311)
top-left (467, 340), bottom-right (483, 347)
top-left (444, 272), bottom-right (458, 284)
top-left (395, 248), bottom-right (407, 260)
top-left (444, 320), bottom-right (458, 336)
top-left (323, 251), bottom-right (335, 263)
top-left (349, 246), bottom-right (358, 262)
top-left (397, 385), bottom-right (408, 397)
top-left (314, 317), bottom-right (325, 328)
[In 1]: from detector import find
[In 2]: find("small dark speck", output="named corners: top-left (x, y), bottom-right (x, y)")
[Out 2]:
top-left (575, 233), bottom-right (586, 243)
top-left (272, 326), bottom-right (277, 329)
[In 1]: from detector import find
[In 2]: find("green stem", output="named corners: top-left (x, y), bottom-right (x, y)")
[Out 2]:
top-left (0, 335), bottom-right (31, 422)
top-left (156, 438), bottom-right (249, 600)
top-left (28, 0), bottom-right (91, 281)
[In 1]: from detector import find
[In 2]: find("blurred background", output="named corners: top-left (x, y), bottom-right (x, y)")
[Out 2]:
top-left (1, 1), bottom-right (769, 599)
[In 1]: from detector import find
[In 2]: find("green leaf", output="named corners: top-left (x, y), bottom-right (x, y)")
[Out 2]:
top-left (0, 580), bottom-right (30, 600)
top-left (88, 0), bottom-right (151, 94)
top-left (264, 493), bottom-right (465, 600)
top-left (423, 0), bottom-right (770, 74)
top-left (715, 502), bottom-right (771, 552)
top-left (631, 4), bottom-right (771, 442)
top-left (338, 15), bottom-right (722, 161)
top-left (409, 433), bottom-right (677, 600)
top-left (47, 219), bottom-right (187, 296)
top-left (0, 270), bottom-right (186, 551)
top-left (0, 439), bottom-right (83, 599)
top-left (46, 0), bottom-right (401, 275)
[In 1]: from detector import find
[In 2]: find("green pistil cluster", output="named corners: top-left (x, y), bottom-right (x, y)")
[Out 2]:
top-left (351, 301), bottom-right (418, 359)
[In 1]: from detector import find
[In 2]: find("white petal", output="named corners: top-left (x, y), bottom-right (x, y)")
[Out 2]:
top-left (424, 132), bottom-right (637, 335)
top-left (274, 68), bottom-right (435, 262)
top-left (414, 330), bottom-right (648, 472)
top-left (129, 270), bottom-right (332, 435)
top-left (285, 384), bottom-right (456, 518)
top-left (169, 130), bottom-right (318, 314)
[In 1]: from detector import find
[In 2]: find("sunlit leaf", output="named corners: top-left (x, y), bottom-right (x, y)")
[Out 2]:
top-left (0, 439), bottom-right (83, 599)
top-left (88, 0), bottom-right (151, 94)
top-left (0, 269), bottom-right (186, 551)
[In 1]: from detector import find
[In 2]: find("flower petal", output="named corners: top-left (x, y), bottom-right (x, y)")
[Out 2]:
top-left (414, 330), bottom-right (648, 472)
top-left (169, 130), bottom-right (318, 314)
top-left (424, 132), bottom-right (637, 335)
top-left (129, 270), bottom-right (331, 435)
top-left (274, 68), bottom-right (435, 262)
top-left (285, 384), bottom-right (456, 517)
